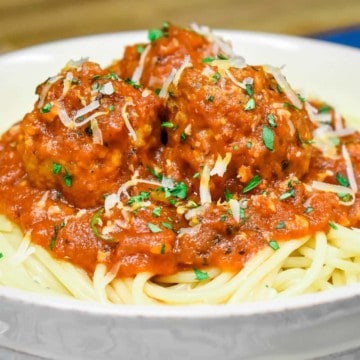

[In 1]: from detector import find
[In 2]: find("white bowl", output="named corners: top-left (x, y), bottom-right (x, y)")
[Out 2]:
top-left (0, 30), bottom-right (360, 360)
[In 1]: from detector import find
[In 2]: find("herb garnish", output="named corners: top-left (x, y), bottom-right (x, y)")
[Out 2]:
top-left (147, 223), bottom-right (162, 233)
top-left (90, 208), bottom-right (115, 242)
top-left (52, 162), bottom-right (62, 175)
top-left (304, 206), bottom-right (314, 214)
top-left (224, 188), bottom-right (233, 201)
top-left (194, 268), bottom-right (209, 281)
top-left (267, 114), bottom-right (277, 128)
top-left (127, 191), bottom-right (150, 205)
top-left (279, 188), bottom-right (295, 200)
top-left (125, 78), bottom-right (140, 89)
top-left (336, 172), bottom-right (350, 187)
top-left (40, 102), bottom-right (53, 114)
top-left (152, 206), bottom-right (162, 217)
top-left (262, 126), bottom-right (274, 151)
top-left (268, 240), bottom-right (280, 251)
top-left (328, 222), bottom-right (338, 230)
top-left (244, 98), bottom-right (255, 111)
top-left (49, 222), bottom-right (65, 250)
top-left (63, 170), bottom-right (73, 187)
top-left (242, 175), bottom-right (261, 193)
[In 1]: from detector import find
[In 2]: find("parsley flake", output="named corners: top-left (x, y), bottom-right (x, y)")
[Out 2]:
top-left (279, 188), bottom-right (295, 200)
top-left (244, 98), bottom-right (256, 111)
top-left (268, 240), bottom-right (280, 251)
top-left (224, 188), bottom-right (233, 201)
top-left (148, 28), bottom-right (164, 42)
top-left (52, 162), bottom-right (62, 175)
top-left (336, 172), bottom-right (350, 187)
top-left (262, 126), bottom-right (275, 151)
top-left (148, 223), bottom-right (162, 233)
top-left (40, 102), bottom-right (53, 114)
top-left (242, 175), bottom-right (261, 193)
top-left (194, 268), bottom-right (209, 281)
top-left (152, 206), bottom-right (162, 217)
top-left (267, 114), bottom-right (277, 128)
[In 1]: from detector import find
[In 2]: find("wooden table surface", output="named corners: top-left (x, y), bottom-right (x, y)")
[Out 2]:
top-left (0, 0), bottom-right (360, 54)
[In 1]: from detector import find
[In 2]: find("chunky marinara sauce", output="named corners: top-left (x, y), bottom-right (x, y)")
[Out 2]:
top-left (1, 24), bottom-right (360, 278)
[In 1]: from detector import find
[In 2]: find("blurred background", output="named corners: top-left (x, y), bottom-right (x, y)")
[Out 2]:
top-left (0, 0), bottom-right (359, 54)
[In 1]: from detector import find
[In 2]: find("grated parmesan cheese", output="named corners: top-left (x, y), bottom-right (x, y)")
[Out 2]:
top-left (263, 65), bottom-right (303, 110)
top-left (210, 153), bottom-right (232, 177)
top-left (131, 44), bottom-right (151, 83)
top-left (200, 165), bottom-right (212, 204)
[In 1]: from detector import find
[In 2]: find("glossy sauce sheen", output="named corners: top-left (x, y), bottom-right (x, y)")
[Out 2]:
top-left (1, 24), bottom-right (360, 278)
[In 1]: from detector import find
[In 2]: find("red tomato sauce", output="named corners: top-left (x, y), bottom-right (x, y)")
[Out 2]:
top-left (1, 24), bottom-right (359, 278)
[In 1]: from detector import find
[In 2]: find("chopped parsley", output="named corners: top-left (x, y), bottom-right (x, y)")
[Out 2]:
top-left (0, 253), bottom-right (3, 259)
top-left (194, 268), bottom-right (209, 281)
top-left (202, 56), bottom-right (215, 63)
top-left (137, 45), bottom-right (145, 54)
top-left (125, 78), bottom-right (140, 89)
top-left (63, 170), bottom-right (73, 187)
top-left (127, 191), bottom-right (150, 205)
top-left (246, 141), bottom-right (252, 149)
top-left (152, 206), bottom-right (162, 217)
top-left (224, 188), bottom-right (233, 201)
top-left (206, 95), bottom-right (215, 102)
top-left (245, 83), bottom-right (253, 97)
top-left (212, 72), bottom-right (221, 83)
top-left (244, 98), bottom-right (255, 111)
top-left (242, 174), bottom-right (261, 193)
top-left (147, 166), bottom-right (162, 180)
top-left (318, 104), bottom-right (332, 113)
top-left (49, 222), bottom-right (65, 251)
top-left (336, 172), bottom-right (350, 187)
top-left (337, 192), bottom-right (353, 202)
top-left (161, 222), bottom-right (173, 230)
top-left (267, 114), bottom-right (277, 128)
top-left (268, 240), bottom-right (280, 251)
top-left (90, 208), bottom-right (115, 242)
top-left (328, 222), bottom-right (338, 230)
top-left (276, 221), bottom-right (286, 229)
top-left (304, 206), bottom-right (314, 214)
top-left (161, 121), bottom-right (174, 128)
top-left (180, 131), bottom-right (188, 143)
top-left (220, 214), bottom-right (228, 222)
top-left (193, 172), bottom-right (200, 179)
top-left (52, 162), bottom-right (62, 175)
top-left (160, 244), bottom-right (166, 254)
top-left (262, 126), bottom-right (275, 151)
top-left (148, 28), bottom-right (165, 42)
top-left (40, 102), bottom-right (53, 114)
top-left (279, 188), bottom-right (295, 200)
top-left (108, 104), bottom-right (115, 112)
top-left (148, 223), bottom-right (162, 233)
top-left (164, 181), bottom-right (188, 200)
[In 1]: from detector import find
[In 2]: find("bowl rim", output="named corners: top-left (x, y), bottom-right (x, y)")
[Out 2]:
top-left (1, 29), bottom-right (360, 319)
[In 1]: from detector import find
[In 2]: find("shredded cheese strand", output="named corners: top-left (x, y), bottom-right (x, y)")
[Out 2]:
top-left (200, 165), bottom-right (212, 204)
top-left (342, 144), bottom-right (358, 193)
top-left (263, 64), bottom-right (303, 110)
top-left (132, 44), bottom-right (151, 83)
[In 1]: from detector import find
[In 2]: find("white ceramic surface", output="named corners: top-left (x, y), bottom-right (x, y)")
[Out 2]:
top-left (1, 30), bottom-right (360, 360)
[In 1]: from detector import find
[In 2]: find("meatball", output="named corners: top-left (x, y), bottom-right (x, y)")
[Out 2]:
top-left (17, 60), bottom-right (163, 208)
top-left (108, 23), bottom-right (226, 90)
top-left (160, 60), bottom-right (315, 196)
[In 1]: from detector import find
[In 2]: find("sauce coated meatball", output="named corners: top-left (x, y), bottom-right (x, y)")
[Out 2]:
top-left (108, 23), bottom-right (223, 90)
top-left (17, 61), bottom-right (163, 208)
top-left (161, 61), bottom-right (315, 196)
